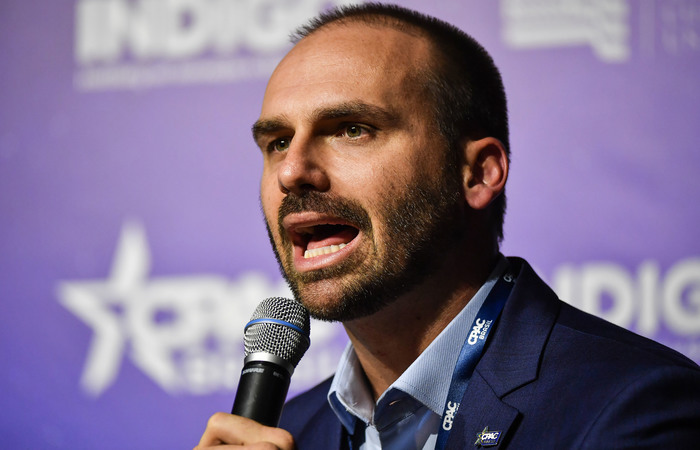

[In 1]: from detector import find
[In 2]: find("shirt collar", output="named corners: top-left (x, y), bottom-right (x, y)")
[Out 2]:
top-left (327, 255), bottom-right (509, 433)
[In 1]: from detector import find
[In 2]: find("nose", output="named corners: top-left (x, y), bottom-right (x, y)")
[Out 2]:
top-left (277, 138), bottom-right (330, 195)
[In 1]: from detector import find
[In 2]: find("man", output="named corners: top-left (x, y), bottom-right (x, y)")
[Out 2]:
top-left (197, 3), bottom-right (700, 449)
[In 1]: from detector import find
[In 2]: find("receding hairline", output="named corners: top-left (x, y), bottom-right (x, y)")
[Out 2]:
top-left (286, 12), bottom-right (447, 105)
top-left (291, 11), bottom-right (428, 44)
top-left (287, 7), bottom-right (460, 105)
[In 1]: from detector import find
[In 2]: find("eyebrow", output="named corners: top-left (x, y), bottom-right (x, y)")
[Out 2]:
top-left (251, 117), bottom-right (290, 147)
top-left (251, 101), bottom-right (398, 146)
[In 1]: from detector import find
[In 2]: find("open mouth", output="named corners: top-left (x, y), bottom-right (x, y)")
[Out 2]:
top-left (291, 223), bottom-right (360, 259)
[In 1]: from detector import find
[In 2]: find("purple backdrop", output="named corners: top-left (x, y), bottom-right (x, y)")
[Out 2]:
top-left (1, 0), bottom-right (698, 448)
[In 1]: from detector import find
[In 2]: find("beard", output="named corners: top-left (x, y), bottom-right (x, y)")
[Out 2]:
top-left (264, 160), bottom-right (464, 322)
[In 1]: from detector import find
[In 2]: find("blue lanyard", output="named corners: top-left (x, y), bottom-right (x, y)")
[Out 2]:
top-left (434, 270), bottom-right (515, 450)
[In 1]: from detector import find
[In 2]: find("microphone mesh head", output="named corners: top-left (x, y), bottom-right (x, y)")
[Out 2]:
top-left (244, 297), bottom-right (310, 368)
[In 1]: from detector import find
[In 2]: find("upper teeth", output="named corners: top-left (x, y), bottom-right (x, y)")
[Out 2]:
top-left (304, 243), bottom-right (347, 259)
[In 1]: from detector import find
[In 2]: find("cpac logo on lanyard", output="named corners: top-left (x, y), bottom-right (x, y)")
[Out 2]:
top-left (467, 318), bottom-right (493, 345)
top-left (442, 401), bottom-right (460, 430)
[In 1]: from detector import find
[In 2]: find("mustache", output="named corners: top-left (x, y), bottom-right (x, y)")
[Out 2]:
top-left (278, 191), bottom-right (372, 231)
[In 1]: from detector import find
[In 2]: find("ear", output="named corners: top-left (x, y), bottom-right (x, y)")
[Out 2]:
top-left (461, 137), bottom-right (508, 210)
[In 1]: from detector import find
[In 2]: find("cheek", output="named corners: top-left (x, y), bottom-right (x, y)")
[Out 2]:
top-left (261, 203), bottom-right (277, 233)
top-left (259, 180), bottom-right (280, 226)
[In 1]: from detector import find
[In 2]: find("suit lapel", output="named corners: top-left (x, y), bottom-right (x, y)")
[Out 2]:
top-left (446, 258), bottom-right (561, 447)
top-left (445, 372), bottom-right (520, 448)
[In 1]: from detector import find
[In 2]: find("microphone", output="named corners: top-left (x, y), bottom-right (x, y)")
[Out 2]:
top-left (231, 297), bottom-right (311, 427)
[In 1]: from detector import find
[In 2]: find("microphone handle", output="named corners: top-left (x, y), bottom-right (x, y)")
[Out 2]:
top-left (231, 360), bottom-right (291, 427)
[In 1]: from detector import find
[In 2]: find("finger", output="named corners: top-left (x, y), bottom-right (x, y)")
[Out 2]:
top-left (198, 412), bottom-right (242, 446)
top-left (197, 412), bottom-right (295, 449)
top-left (196, 444), bottom-right (284, 450)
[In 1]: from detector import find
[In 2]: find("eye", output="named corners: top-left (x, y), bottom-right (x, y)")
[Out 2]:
top-left (271, 137), bottom-right (291, 152)
top-left (346, 125), bottom-right (363, 138)
top-left (338, 124), bottom-right (373, 140)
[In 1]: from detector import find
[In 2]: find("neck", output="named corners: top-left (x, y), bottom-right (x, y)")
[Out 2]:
top-left (342, 249), bottom-right (499, 400)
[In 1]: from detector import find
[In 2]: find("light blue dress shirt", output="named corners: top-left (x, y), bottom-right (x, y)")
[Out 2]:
top-left (327, 257), bottom-right (508, 449)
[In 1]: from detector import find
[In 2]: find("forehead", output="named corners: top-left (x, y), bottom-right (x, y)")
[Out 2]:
top-left (260, 22), bottom-right (434, 119)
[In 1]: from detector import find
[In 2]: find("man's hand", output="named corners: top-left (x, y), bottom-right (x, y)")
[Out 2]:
top-left (194, 412), bottom-right (296, 449)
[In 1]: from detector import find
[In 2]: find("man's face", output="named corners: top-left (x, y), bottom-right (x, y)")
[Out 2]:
top-left (254, 23), bottom-right (466, 321)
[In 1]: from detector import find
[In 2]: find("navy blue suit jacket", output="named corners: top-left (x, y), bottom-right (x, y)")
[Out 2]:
top-left (279, 258), bottom-right (700, 448)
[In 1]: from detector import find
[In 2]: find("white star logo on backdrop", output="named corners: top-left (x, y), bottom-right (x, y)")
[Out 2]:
top-left (58, 221), bottom-right (151, 396)
top-left (57, 221), bottom-right (297, 396)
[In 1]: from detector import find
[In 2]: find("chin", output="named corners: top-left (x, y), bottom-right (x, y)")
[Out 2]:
top-left (296, 281), bottom-right (391, 323)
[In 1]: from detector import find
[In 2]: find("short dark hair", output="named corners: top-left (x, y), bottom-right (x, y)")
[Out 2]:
top-left (291, 3), bottom-right (510, 243)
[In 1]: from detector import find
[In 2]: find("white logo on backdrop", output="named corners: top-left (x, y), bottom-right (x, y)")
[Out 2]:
top-left (73, 0), bottom-right (359, 91)
top-left (500, 0), bottom-right (631, 62)
top-left (57, 220), bottom-right (344, 397)
top-left (552, 259), bottom-right (700, 359)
